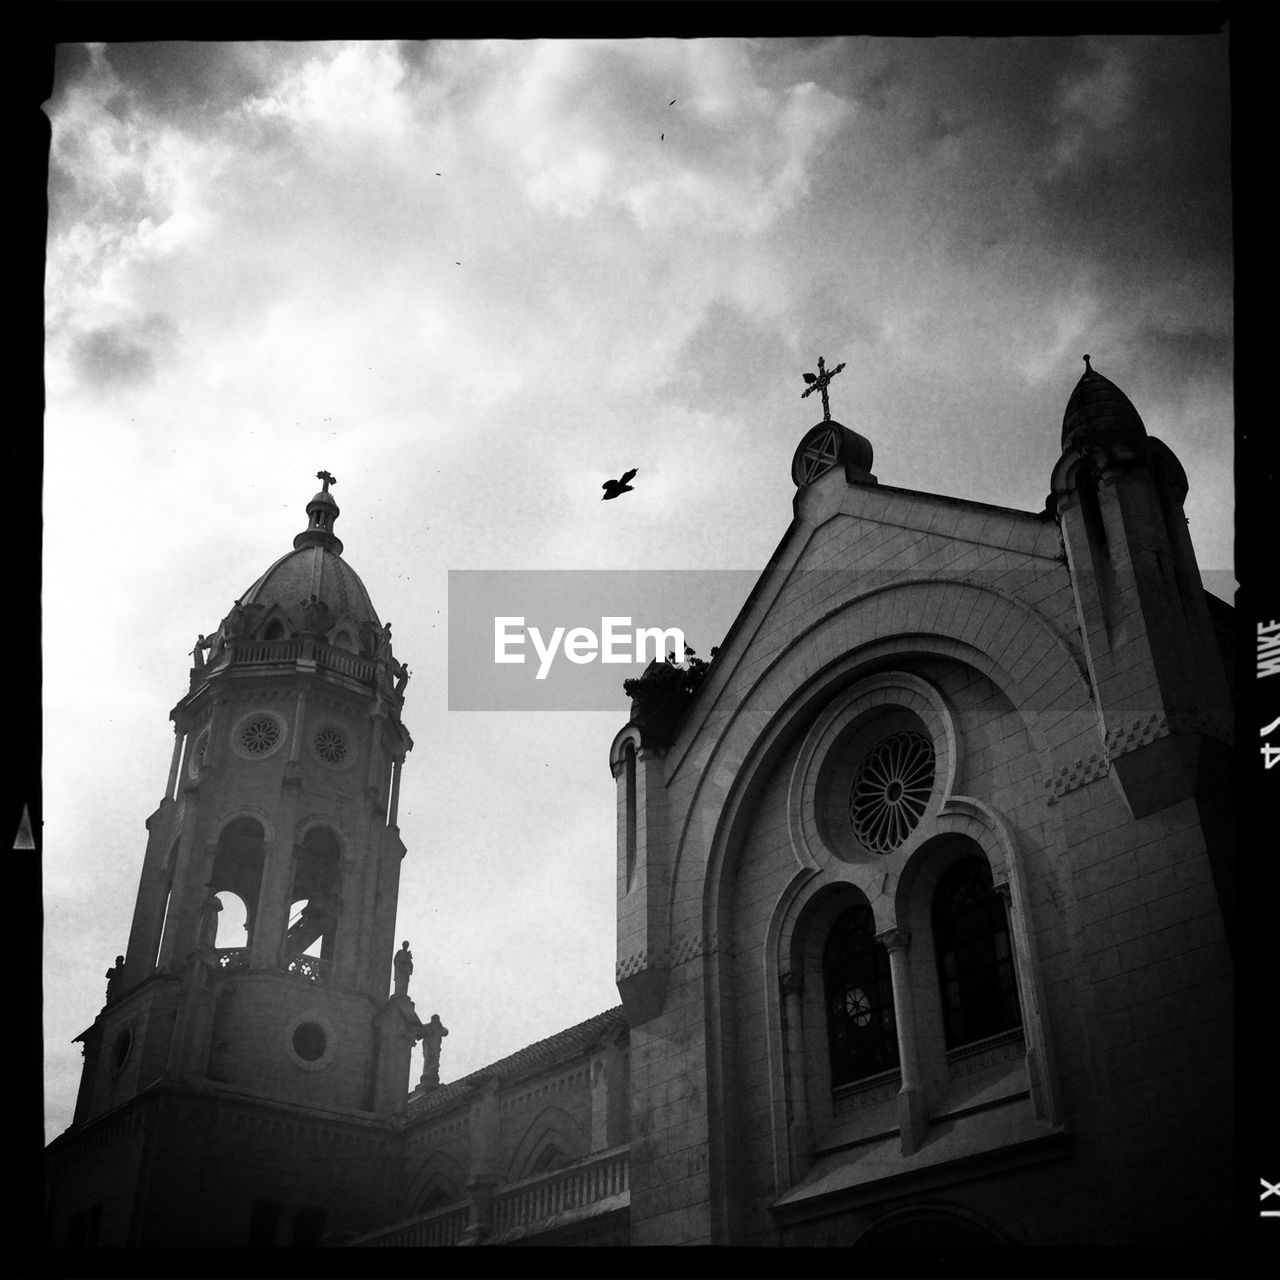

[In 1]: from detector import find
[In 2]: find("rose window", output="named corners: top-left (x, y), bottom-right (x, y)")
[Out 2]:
top-left (241, 717), bottom-right (281, 756)
top-left (313, 727), bottom-right (348, 766)
top-left (849, 730), bottom-right (935, 853)
top-left (843, 987), bottom-right (872, 1027)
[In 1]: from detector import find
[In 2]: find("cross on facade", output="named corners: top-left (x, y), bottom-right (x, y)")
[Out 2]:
top-left (801, 356), bottom-right (846, 422)
top-left (317, 470), bottom-right (337, 492)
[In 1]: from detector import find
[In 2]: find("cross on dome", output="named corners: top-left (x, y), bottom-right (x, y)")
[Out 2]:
top-left (801, 356), bottom-right (846, 422)
top-left (316, 470), bottom-right (337, 493)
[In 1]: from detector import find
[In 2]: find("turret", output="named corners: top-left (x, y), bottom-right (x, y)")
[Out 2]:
top-left (1048, 357), bottom-right (1232, 854)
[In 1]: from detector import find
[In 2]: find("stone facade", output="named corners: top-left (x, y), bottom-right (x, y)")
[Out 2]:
top-left (606, 362), bottom-right (1232, 1246)
top-left (46, 364), bottom-right (1232, 1249)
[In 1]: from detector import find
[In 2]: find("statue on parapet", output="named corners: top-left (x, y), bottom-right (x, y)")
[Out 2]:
top-left (224, 599), bottom-right (246, 641)
top-left (420, 1014), bottom-right (449, 1088)
top-left (393, 940), bottom-right (413, 997)
top-left (198, 884), bottom-right (222, 949)
top-left (105, 955), bottom-right (125, 1002)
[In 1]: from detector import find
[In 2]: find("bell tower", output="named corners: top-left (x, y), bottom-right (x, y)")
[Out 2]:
top-left (47, 473), bottom-right (425, 1247)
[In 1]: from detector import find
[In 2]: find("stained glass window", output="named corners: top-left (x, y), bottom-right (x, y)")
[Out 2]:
top-left (932, 857), bottom-right (1021, 1047)
top-left (823, 904), bottom-right (899, 1087)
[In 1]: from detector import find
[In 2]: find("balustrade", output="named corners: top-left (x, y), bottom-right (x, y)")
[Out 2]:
top-left (284, 952), bottom-right (331, 983)
top-left (346, 1146), bottom-right (630, 1247)
top-left (212, 638), bottom-right (379, 686)
top-left (356, 1203), bottom-right (469, 1248)
top-left (490, 1146), bottom-right (629, 1235)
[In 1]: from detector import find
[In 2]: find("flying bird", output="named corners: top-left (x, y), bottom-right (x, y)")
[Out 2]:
top-left (602, 468), bottom-right (638, 500)
top-left (669, 99), bottom-right (676, 105)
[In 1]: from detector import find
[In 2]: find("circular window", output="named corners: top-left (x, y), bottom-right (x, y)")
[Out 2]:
top-left (111, 1027), bottom-right (133, 1073)
top-left (292, 1022), bottom-right (327, 1062)
top-left (849, 731), bottom-right (935, 853)
top-left (242, 717), bottom-right (281, 755)
top-left (231, 710), bottom-right (287, 761)
top-left (312, 726), bottom-right (348, 766)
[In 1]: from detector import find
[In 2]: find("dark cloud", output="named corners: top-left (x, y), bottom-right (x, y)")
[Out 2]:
top-left (49, 43), bottom-right (94, 109)
top-left (69, 316), bottom-right (176, 389)
top-left (1030, 36), bottom-right (1231, 268)
top-left (100, 42), bottom-right (308, 123)
top-left (1134, 325), bottom-right (1233, 391)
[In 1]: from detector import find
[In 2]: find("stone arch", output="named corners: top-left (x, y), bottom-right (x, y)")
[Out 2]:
top-left (607, 723), bottom-right (644, 777)
top-left (294, 813), bottom-right (352, 855)
top-left (212, 807), bottom-right (277, 847)
top-left (405, 1149), bottom-right (466, 1216)
top-left (506, 1104), bottom-right (587, 1182)
top-left (693, 580), bottom-right (1086, 1213)
top-left (695, 578), bottom-right (1093, 949)
top-left (254, 603), bottom-right (293, 643)
top-left (855, 1200), bottom-right (1011, 1245)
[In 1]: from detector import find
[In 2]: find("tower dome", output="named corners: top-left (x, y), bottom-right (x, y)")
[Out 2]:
top-left (210, 471), bottom-right (387, 658)
top-left (1061, 355), bottom-right (1147, 453)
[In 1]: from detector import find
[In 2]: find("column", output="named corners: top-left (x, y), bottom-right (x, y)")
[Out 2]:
top-left (779, 970), bottom-right (811, 1175)
top-left (461, 1078), bottom-right (502, 1244)
top-left (165, 726), bottom-right (184, 801)
top-left (387, 757), bottom-right (404, 828)
top-left (251, 838), bottom-right (297, 970)
top-left (877, 926), bottom-right (929, 1155)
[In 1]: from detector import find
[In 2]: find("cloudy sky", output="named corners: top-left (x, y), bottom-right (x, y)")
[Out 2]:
top-left (41, 34), bottom-right (1233, 1142)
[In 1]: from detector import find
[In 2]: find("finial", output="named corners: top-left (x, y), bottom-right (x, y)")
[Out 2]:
top-left (316, 470), bottom-right (336, 493)
top-left (1083, 354), bottom-right (1092, 373)
top-left (801, 355), bottom-right (847, 423)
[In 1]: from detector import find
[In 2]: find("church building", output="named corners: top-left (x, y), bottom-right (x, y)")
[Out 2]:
top-left (44, 358), bottom-right (1233, 1248)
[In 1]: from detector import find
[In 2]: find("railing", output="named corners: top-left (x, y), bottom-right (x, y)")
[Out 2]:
top-left (203, 639), bottom-right (380, 688)
top-left (314, 642), bottom-right (377, 684)
top-left (353, 1203), bottom-right (470, 1248)
top-left (345, 1147), bottom-right (630, 1247)
top-left (214, 948), bottom-right (251, 972)
top-left (228, 639), bottom-right (304, 666)
top-left (284, 953), bottom-right (332, 983)
top-left (490, 1145), bottom-right (629, 1236)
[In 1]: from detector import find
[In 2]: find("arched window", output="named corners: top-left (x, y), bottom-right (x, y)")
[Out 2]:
top-left (287, 827), bottom-right (342, 962)
top-left (209, 818), bottom-right (265, 951)
top-left (823, 904), bottom-right (898, 1087)
top-left (623, 743), bottom-right (637, 889)
top-left (932, 857), bottom-right (1020, 1047)
top-left (214, 891), bottom-right (249, 949)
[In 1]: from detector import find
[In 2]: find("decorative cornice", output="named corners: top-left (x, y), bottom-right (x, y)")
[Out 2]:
top-left (614, 930), bottom-right (708, 982)
top-left (1044, 750), bottom-right (1110, 803)
top-left (1045, 708), bottom-right (1230, 804)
